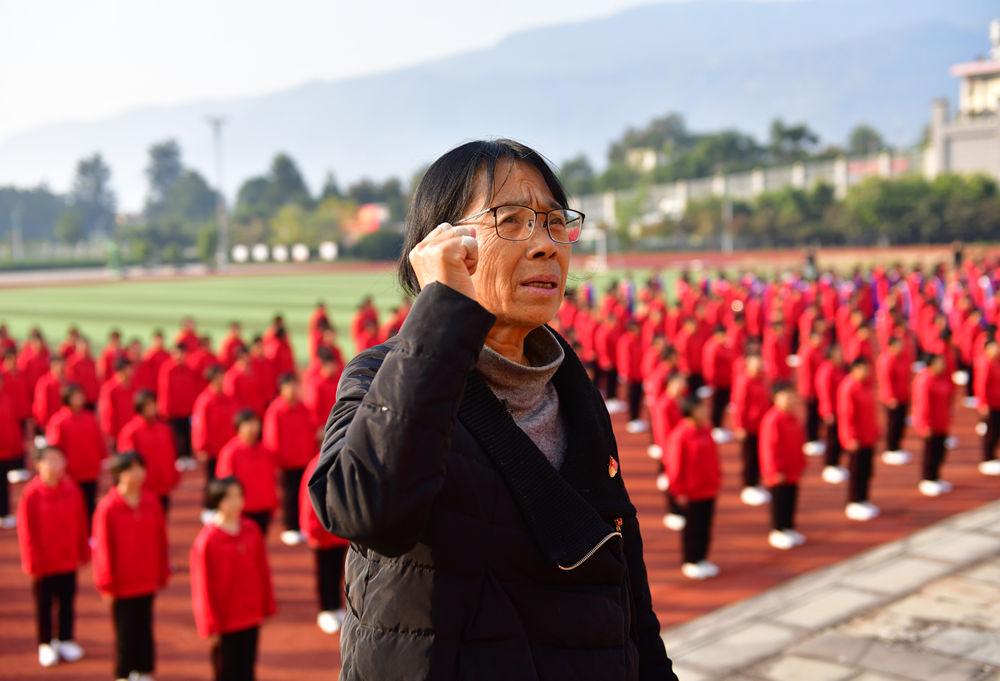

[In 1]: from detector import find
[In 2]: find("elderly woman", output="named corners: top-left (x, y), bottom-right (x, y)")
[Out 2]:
top-left (309, 139), bottom-right (677, 680)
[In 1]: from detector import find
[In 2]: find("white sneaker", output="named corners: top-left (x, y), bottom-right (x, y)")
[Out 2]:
top-left (963, 396), bottom-right (979, 409)
top-left (787, 529), bottom-right (806, 546)
top-left (280, 530), bottom-right (305, 546)
top-left (822, 465), bottom-right (849, 484)
top-left (38, 643), bottom-right (58, 667)
top-left (695, 386), bottom-right (713, 400)
top-left (605, 399), bottom-right (626, 414)
top-left (845, 502), bottom-right (879, 521)
top-left (740, 486), bottom-right (771, 506)
top-left (945, 436), bottom-right (959, 450)
top-left (952, 371), bottom-right (969, 387)
top-left (133, 674), bottom-right (155, 681)
top-left (626, 419), bottom-right (649, 434)
top-left (918, 480), bottom-right (945, 497)
top-left (662, 513), bottom-right (686, 531)
top-left (938, 480), bottom-right (953, 493)
top-left (912, 361), bottom-right (926, 373)
top-left (681, 562), bottom-right (711, 580)
top-left (978, 460), bottom-right (1000, 476)
top-left (200, 509), bottom-right (216, 525)
top-left (862, 502), bottom-right (881, 518)
top-left (976, 421), bottom-right (989, 437)
top-left (711, 428), bottom-right (733, 444)
top-left (57, 640), bottom-right (84, 662)
top-left (881, 450), bottom-right (912, 466)
top-left (0, 515), bottom-right (15, 529)
top-left (317, 610), bottom-right (341, 634)
top-left (768, 529), bottom-right (796, 550)
top-left (786, 355), bottom-right (801, 368)
top-left (655, 473), bottom-right (669, 492)
top-left (698, 560), bottom-right (720, 578)
top-left (6, 468), bottom-right (31, 484)
top-left (803, 441), bottom-right (826, 457)
top-left (646, 444), bottom-right (663, 459)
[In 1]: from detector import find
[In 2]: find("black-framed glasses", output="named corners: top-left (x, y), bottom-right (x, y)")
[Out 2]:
top-left (454, 204), bottom-right (585, 244)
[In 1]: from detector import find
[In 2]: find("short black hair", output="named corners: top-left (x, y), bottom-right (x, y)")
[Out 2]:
top-left (850, 357), bottom-right (869, 370)
top-left (204, 364), bottom-right (224, 381)
top-left (113, 357), bottom-right (131, 373)
top-left (32, 444), bottom-right (64, 463)
top-left (204, 476), bottom-right (242, 511)
top-left (109, 451), bottom-right (146, 484)
top-left (134, 389), bottom-right (156, 413)
top-left (234, 408), bottom-right (259, 430)
top-left (278, 372), bottom-right (297, 388)
top-left (771, 380), bottom-right (794, 398)
top-left (680, 395), bottom-right (703, 418)
top-left (61, 383), bottom-right (82, 405)
top-left (397, 139), bottom-right (569, 298)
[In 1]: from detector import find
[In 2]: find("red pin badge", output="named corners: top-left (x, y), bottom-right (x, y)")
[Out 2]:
top-left (608, 456), bottom-right (619, 478)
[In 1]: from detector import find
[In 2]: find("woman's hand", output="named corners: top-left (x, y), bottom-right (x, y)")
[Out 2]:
top-left (408, 223), bottom-right (479, 302)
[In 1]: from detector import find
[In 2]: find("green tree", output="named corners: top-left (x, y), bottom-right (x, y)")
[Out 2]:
top-left (847, 124), bottom-right (885, 156)
top-left (266, 153), bottom-right (312, 209)
top-left (69, 153), bottom-right (116, 239)
top-left (559, 155), bottom-right (597, 196)
top-left (145, 140), bottom-right (184, 212)
top-left (54, 207), bottom-right (85, 244)
top-left (768, 119), bottom-right (820, 163)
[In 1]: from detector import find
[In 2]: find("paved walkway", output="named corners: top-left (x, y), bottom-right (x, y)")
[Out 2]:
top-left (663, 499), bottom-right (1000, 681)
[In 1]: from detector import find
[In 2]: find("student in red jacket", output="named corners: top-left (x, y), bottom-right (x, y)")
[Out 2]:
top-left (797, 328), bottom-right (827, 456)
top-left (93, 452), bottom-right (169, 681)
top-left (730, 354), bottom-right (772, 507)
top-left (65, 338), bottom-right (100, 408)
top-left (217, 410), bottom-right (277, 538)
top-left (192, 364), bottom-right (238, 487)
top-left (97, 358), bottom-right (135, 447)
top-left (616, 320), bottom-right (647, 431)
top-left (263, 373), bottom-right (318, 546)
top-left (652, 373), bottom-right (688, 532)
top-left (299, 455), bottom-right (349, 634)
top-left (816, 344), bottom-right (848, 484)
top-left (0, 370), bottom-right (27, 528)
top-left (190, 476), bottom-right (276, 681)
top-left (16, 446), bottom-right (89, 668)
top-left (837, 358), bottom-right (881, 521)
top-left (32, 355), bottom-right (65, 429)
top-left (974, 335), bottom-right (1000, 476)
top-left (302, 347), bottom-right (341, 433)
top-left (157, 343), bottom-right (200, 472)
top-left (675, 317), bottom-right (706, 396)
top-left (702, 325), bottom-right (735, 443)
top-left (912, 354), bottom-right (956, 496)
top-left (876, 336), bottom-right (914, 466)
top-left (45, 384), bottom-right (107, 527)
top-left (664, 396), bottom-right (721, 580)
top-left (117, 391), bottom-right (180, 513)
top-left (594, 317), bottom-right (623, 409)
top-left (759, 383), bottom-right (807, 550)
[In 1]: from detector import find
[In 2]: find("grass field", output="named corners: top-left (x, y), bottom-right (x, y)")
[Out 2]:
top-left (0, 265), bottom-right (662, 364)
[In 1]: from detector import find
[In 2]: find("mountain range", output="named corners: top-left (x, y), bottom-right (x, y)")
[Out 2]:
top-left (0, 0), bottom-right (996, 210)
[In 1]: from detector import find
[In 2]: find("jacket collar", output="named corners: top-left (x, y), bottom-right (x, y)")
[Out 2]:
top-left (457, 327), bottom-right (635, 570)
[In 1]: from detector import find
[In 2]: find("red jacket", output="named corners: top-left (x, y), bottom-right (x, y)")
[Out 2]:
top-left (815, 360), bottom-right (846, 419)
top-left (675, 326), bottom-right (705, 375)
top-left (117, 415), bottom-right (180, 497)
top-left (0, 367), bottom-right (31, 421)
top-left (97, 375), bottom-right (135, 439)
top-left (262, 396), bottom-right (317, 470)
top-left (157, 357), bottom-right (199, 418)
top-left (303, 367), bottom-right (340, 430)
top-left (796, 341), bottom-right (824, 399)
top-left (594, 322), bottom-right (622, 371)
top-left (0, 391), bottom-right (23, 461)
top-left (97, 345), bottom-right (123, 383)
top-left (664, 420), bottom-right (721, 501)
top-left (614, 331), bottom-right (644, 383)
top-left (216, 438), bottom-right (278, 513)
top-left (299, 456), bottom-right (349, 550)
top-left (191, 387), bottom-right (238, 459)
top-left (650, 392), bottom-right (682, 454)
top-left (762, 330), bottom-right (791, 381)
top-left (190, 519), bottom-right (276, 637)
top-left (702, 337), bottom-right (734, 389)
top-left (264, 339), bottom-right (296, 380)
top-left (974, 354), bottom-right (1000, 409)
top-left (65, 353), bottom-right (100, 404)
top-left (759, 407), bottom-right (807, 486)
top-left (32, 372), bottom-right (62, 427)
top-left (876, 351), bottom-right (912, 405)
top-left (730, 372), bottom-right (770, 434)
top-left (92, 488), bottom-right (169, 598)
top-left (218, 333), bottom-right (245, 369)
top-left (222, 363), bottom-right (268, 416)
top-left (837, 375), bottom-right (880, 448)
top-left (912, 369), bottom-right (954, 435)
top-left (45, 407), bottom-right (107, 482)
top-left (16, 477), bottom-right (90, 577)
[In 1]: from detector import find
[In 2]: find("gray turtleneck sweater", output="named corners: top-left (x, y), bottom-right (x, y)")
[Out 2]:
top-left (476, 326), bottom-right (567, 470)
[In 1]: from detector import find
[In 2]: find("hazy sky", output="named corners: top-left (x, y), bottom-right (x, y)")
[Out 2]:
top-left (0, 0), bottom-right (673, 143)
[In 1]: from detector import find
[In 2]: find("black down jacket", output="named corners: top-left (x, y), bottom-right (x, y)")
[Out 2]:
top-left (309, 282), bottom-right (678, 681)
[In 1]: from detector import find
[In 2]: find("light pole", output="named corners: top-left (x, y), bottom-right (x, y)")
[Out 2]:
top-left (206, 116), bottom-right (229, 271)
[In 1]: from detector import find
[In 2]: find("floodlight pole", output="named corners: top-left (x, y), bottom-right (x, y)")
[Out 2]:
top-left (206, 116), bottom-right (229, 271)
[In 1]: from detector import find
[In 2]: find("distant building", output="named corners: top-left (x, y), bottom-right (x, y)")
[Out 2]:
top-left (925, 20), bottom-right (1000, 182)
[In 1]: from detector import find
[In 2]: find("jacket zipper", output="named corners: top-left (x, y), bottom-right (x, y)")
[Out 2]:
top-left (557, 531), bottom-right (623, 571)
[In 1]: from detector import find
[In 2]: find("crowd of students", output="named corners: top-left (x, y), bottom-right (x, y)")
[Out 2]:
top-left (0, 298), bottom-right (408, 680)
top-left (546, 253), bottom-right (1000, 581)
top-left (2, 253), bottom-right (1000, 675)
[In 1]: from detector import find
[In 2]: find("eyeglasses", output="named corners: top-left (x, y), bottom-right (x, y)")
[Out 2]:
top-left (454, 204), bottom-right (585, 244)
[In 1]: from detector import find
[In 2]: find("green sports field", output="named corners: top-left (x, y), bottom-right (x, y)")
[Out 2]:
top-left (0, 265), bottom-right (663, 365)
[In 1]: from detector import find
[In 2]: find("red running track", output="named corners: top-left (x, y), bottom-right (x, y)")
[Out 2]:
top-left (0, 400), bottom-right (997, 679)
